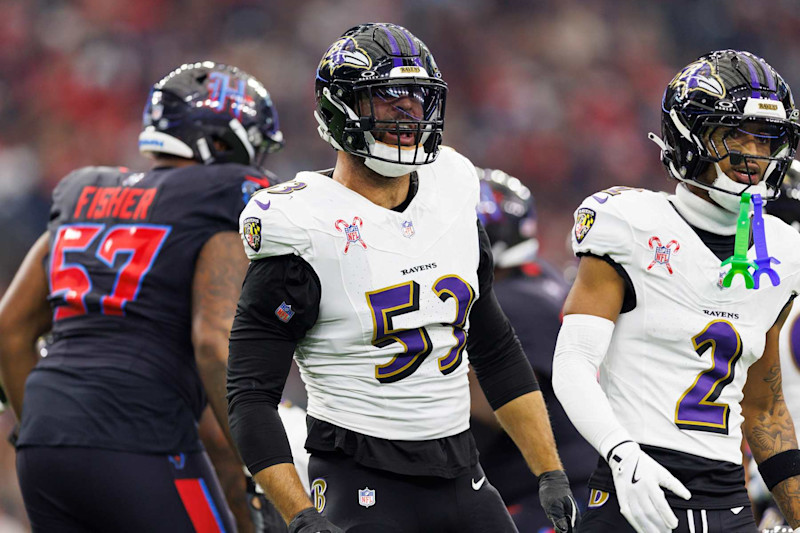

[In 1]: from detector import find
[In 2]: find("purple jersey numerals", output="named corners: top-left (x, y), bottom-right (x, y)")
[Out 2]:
top-left (675, 320), bottom-right (743, 434)
top-left (433, 275), bottom-right (475, 374)
top-left (366, 275), bottom-right (476, 384)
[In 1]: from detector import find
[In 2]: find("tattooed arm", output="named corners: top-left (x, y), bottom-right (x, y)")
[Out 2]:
top-left (742, 300), bottom-right (800, 528)
top-left (192, 231), bottom-right (254, 532)
top-left (192, 231), bottom-right (250, 445)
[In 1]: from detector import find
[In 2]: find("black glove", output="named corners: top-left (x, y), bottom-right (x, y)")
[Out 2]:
top-left (538, 470), bottom-right (580, 533)
top-left (288, 507), bottom-right (344, 533)
top-left (246, 475), bottom-right (287, 533)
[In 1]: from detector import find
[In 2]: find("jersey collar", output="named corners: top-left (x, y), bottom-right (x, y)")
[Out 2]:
top-left (669, 183), bottom-right (739, 236)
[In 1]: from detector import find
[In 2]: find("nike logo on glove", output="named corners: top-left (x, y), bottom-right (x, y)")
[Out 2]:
top-left (631, 459), bottom-right (641, 484)
top-left (471, 476), bottom-right (486, 490)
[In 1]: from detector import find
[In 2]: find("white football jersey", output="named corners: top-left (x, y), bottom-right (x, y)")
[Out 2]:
top-left (239, 147), bottom-right (482, 441)
top-left (573, 187), bottom-right (800, 464)
top-left (778, 295), bottom-right (800, 437)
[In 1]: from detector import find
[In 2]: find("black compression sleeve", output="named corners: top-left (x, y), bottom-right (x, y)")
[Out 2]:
top-left (227, 255), bottom-right (321, 474)
top-left (468, 223), bottom-right (539, 410)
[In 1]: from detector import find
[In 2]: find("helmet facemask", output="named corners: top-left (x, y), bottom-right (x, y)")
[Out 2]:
top-left (317, 76), bottom-right (447, 177)
top-left (691, 114), bottom-right (796, 211)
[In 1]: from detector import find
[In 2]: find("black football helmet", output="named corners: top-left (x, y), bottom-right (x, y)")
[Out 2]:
top-left (652, 50), bottom-right (800, 207)
top-left (139, 62), bottom-right (284, 167)
top-left (475, 168), bottom-right (538, 268)
top-left (314, 23), bottom-right (447, 177)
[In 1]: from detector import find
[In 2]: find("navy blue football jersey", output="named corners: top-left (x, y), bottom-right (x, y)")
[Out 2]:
top-left (17, 163), bottom-right (273, 453)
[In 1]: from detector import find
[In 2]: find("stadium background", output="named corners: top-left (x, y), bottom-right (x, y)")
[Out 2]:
top-left (0, 0), bottom-right (798, 529)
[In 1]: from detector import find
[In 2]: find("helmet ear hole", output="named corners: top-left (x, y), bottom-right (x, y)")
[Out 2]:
top-left (320, 108), bottom-right (334, 122)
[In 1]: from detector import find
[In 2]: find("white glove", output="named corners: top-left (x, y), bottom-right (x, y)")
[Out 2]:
top-left (608, 441), bottom-right (692, 533)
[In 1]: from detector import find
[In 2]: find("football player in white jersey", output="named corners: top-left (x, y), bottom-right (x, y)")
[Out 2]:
top-left (227, 23), bottom-right (579, 533)
top-left (552, 50), bottom-right (800, 533)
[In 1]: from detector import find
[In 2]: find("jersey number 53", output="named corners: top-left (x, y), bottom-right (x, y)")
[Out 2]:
top-left (366, 276), bottom-right (475, 383)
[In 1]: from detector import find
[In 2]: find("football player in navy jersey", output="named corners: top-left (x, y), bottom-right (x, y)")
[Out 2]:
top-left (471, 168), bottom-right (596, 532)
top-left (227, 23), bottom-right (578, 533)
top-left (553, 50), bottom-right (800, 533)
top-left (0, 61), bottom-right (283, 532)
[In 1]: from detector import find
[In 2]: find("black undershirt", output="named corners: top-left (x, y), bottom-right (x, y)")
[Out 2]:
top-left (227, 177), bottom-right (538, 478)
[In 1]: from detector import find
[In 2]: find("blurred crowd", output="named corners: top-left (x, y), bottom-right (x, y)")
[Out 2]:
top-left (2, 0), bottom-right (800, 529)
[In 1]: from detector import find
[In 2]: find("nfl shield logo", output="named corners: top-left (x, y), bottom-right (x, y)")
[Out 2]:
top-left (647, 236), bottom-right (680, 275)
top-left (335, 217), bottom-right (367, 253)
top-left (654, 246), bottom-right (670, 264)
top-left (401, 220), bottom-right (415, 238)
top-left (358, 487), bottom-right (375, 508)
top-left (275, 302), bottom-right (295, 323)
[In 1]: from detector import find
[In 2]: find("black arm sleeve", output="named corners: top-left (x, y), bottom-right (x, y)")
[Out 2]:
top-left (227, 254), bottom-right (321, 474)
top-left (467, 221), bottom-right (539, 410)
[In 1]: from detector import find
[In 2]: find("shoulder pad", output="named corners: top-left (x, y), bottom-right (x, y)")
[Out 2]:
top-left (426, 147), bottom-right (480, 205)
top-left (238, 177), bottom-right (313, 260)
top-left (571, 186), bottom-right (663, 265)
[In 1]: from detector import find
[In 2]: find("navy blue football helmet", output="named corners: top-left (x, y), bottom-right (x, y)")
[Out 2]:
top-left (139, 62), bottom-right (284, 167)
top-left (476, 168), bottom-right (538, 268)
top-left (314, 23), bottom-right (447, 177)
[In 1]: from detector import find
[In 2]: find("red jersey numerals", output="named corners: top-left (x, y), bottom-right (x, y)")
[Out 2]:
top-left (49, 224), bottom-right (171, 320)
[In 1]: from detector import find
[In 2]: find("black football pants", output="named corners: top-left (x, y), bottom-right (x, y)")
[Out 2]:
top-left (307, 451), bottom-right (518, 533)
top-left (579, 490), bottom-right (757, 533)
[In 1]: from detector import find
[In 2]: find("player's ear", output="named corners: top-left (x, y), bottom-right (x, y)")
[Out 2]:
top-left (213, 138), bottom-right (231, 152)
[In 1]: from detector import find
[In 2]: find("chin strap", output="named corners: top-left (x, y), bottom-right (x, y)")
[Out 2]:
top-left (720, 193), bottom-right (781, 290)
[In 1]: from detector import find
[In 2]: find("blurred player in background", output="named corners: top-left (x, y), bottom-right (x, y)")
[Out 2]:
top-left (470, 168), bottom-right (596, 532)
top-left (0, 61), bottom-right (283, 532)
top-left (228, 22), bottom-right (578, 533)
top-left (554, 49), bottom-right (800, 533)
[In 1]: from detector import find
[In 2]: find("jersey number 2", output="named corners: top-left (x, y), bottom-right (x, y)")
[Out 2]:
top-left (675, 320), bottom-right (743, 434)
top-left (49, 223), bottom-right (171, 320)
top-left (366, 276), bottom-right (475, 383)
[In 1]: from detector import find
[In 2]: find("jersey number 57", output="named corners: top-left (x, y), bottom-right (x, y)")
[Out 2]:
top-left (49, 223), bottom-right (171, 320)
